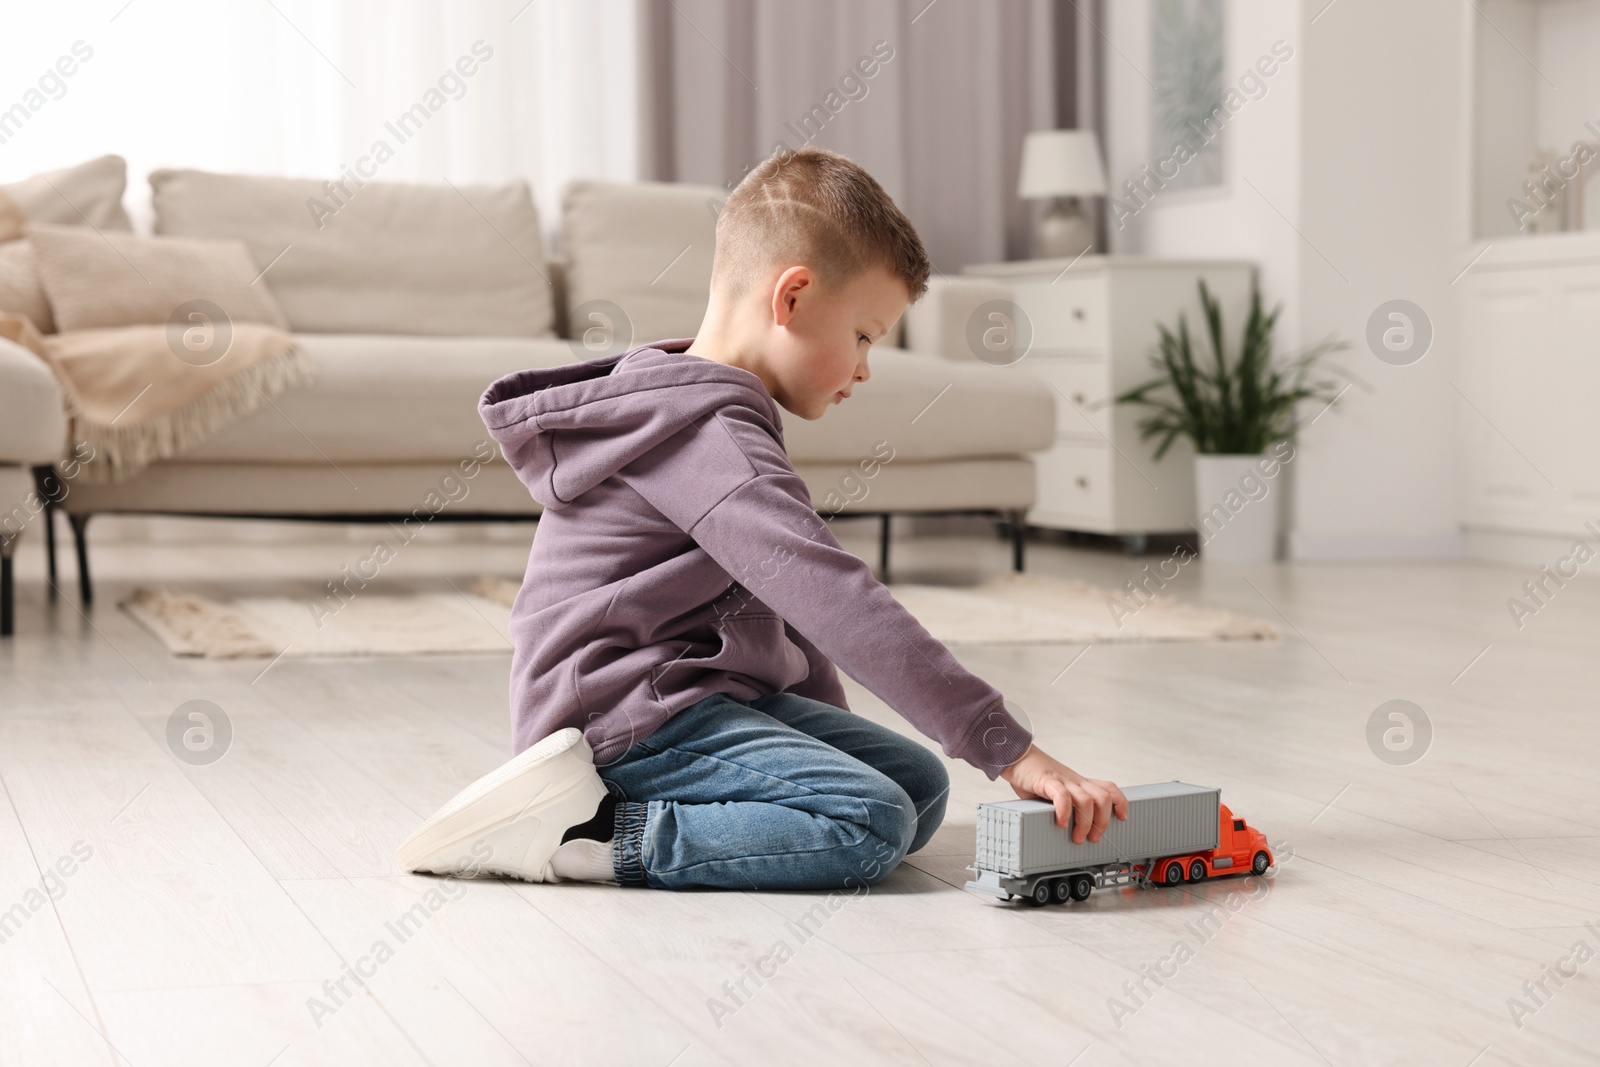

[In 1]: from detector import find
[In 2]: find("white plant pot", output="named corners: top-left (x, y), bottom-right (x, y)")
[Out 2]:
top-left (1192, 453), bottom-right (1281, 563)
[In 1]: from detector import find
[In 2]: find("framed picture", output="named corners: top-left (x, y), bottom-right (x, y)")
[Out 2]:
top-left (1149, 0), bottom-right (1226, 193)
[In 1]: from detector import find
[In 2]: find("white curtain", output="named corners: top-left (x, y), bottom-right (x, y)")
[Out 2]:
top-left (0, 0), bottom-right (639, 248)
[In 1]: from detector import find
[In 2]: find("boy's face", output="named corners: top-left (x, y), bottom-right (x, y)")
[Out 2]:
top-left (761, 261), bottom-right (909, 421)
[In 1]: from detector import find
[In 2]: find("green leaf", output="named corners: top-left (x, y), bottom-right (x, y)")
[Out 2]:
top-left (1114, 278), bottom-right (1348, 455)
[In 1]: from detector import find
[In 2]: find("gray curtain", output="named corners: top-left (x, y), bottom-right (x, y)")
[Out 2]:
top-left (638, 0), bottom-right (1096, 272)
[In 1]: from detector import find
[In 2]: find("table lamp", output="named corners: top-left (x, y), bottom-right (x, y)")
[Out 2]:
top-left (1018, 129), bottom-right (1107, 259)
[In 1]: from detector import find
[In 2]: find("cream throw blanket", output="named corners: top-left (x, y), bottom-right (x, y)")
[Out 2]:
top-left (1, 313), bottom-right (310, 484)
top-left (0, 188), bottom-right (310, 485)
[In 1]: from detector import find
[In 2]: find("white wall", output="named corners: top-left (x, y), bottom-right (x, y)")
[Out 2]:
top-left (1103, 0), bottom-right (1303, 351)
top-left (1294, 0), bottom-right (1469, 559)
top-left (1104, 0), bottom-right (1470, 560)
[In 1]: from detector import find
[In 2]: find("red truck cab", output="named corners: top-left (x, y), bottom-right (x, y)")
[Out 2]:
top-left (1150, 803), bottom-right (1273, 885)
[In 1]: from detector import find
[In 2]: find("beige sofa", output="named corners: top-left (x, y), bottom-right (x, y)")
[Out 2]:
top-left (0, 157), bottom-right (1053, 631)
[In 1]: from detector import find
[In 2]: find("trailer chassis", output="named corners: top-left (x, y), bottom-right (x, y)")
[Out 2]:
top-left (964, 860), bottom-right (1153, 905)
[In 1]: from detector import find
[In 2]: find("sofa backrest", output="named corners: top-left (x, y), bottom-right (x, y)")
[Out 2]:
top-left (560, 178), bottom-right (723, 349)
top-left (150, 168), bottom-right (555, 339)
top-left (901, 275), bottom-right (1011, 362)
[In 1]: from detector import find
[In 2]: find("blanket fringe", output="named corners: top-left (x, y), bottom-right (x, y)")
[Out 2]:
top-left (70, 339), bottom-right (314, 485)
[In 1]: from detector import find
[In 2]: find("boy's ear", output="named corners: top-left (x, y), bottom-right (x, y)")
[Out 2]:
top-left (770, 264), bottom-right (815, 327)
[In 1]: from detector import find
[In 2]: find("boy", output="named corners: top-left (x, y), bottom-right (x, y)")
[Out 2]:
top-left (397, 147), bottom-right (1126, 890)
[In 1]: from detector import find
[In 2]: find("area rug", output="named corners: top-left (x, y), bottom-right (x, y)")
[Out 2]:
top-left (122, 572), bottom-right (1275, 659)
top-left (119, 586), bottom-right (513, 659)
top-left (470, 573), bottom-right (1276, 646)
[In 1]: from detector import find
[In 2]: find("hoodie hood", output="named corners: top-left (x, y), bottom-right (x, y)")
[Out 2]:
top-left (478, 338), bottom-right (785, 510)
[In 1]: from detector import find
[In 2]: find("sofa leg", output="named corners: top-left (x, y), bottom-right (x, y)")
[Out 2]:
top-left (878, 513), bottom-right (892, 585)
top-left (1009, 510), bottom-right (1026, 572)
top-left (69, 513), bottom-right (93, 607)
top-left (1, 534), bottom-right (14, 637)
top-left (44, 500), bottom-right (57, 594)
top-left (32, 466), bottom-right (59, 598)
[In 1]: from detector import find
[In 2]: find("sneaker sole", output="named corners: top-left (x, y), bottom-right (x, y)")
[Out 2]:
top-left (396, 727), bottom-right (609, 878)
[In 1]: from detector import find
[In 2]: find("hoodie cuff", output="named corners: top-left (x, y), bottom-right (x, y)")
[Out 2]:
top-left (956, 697), bottom-right (1034, 781)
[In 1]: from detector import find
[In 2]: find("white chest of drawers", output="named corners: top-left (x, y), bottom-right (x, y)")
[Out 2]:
top-left (960, 256), bottom-right (1256, 539)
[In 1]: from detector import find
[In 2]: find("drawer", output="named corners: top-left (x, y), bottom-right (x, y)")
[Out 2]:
top-left (1015, 275), bottom-right (1108, 354)
top-left (1034, 440), bottom-right (1112, 520)
top-left (1026, 359), bottom-right (1112, 438)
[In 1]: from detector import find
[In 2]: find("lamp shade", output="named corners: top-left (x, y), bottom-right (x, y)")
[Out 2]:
top-left (1018, 130), bottom-right (1107, 199)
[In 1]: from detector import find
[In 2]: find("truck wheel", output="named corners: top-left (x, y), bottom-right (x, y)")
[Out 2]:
top-left (1162, 861), bottom-right (1184, 886)
top-left (1188, 860), bottom-right (1207, 883)
top-left (1069, 874), bottom-right (1093, 901)
top-left (1051, 878), bottom-right (1073, 904)
top-left (1252, 851), bottom-right (1270, 875)
top-left (1031, 881), bottom-right (1052, 906)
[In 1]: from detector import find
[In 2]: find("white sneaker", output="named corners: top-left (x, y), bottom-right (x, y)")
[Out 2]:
top-left (396, 727), bottom-right (610, 883)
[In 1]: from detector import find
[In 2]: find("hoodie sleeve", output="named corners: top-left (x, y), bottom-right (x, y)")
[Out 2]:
top-left (619, 403), bottom-right (1034, 780)
top-left (780, 621), bottom-right (851, 711)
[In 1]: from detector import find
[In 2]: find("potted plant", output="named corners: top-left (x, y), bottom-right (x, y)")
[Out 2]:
top-left (1114, 279), bottom-right (1347, 562)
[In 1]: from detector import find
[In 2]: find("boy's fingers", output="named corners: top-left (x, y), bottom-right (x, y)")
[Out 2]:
top-left (1102, 780), bottom-right (1129, 820)
top-left (1045, 777), bottom-right (1127, 842)
top-left (1042, 779), bottom-right (1072, 830)
top-left (1088, 790), bottom-right (1112, 842)
top-left (1043, 780), bottom-right (1067, 830)
top-left (1068, 784), bottom-right (1095, 843)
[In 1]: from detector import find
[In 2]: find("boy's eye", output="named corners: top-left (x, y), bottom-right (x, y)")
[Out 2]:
top-left (858, 332), bottom-right (871, 344)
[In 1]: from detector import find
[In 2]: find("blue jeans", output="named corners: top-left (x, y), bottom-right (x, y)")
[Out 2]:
top-left (595, 692), bottom-right (950, 890)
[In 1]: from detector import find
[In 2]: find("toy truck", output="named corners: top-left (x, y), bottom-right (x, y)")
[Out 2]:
top-left (963, 781), bottom-right (1273, 906)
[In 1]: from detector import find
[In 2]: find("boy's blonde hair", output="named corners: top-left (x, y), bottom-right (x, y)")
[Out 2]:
top-left (711, 146), bottom-right (931, 306)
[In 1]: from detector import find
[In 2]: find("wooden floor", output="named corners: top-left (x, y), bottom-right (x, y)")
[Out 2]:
top-left (1, 518), bottom-right (1596, 1066)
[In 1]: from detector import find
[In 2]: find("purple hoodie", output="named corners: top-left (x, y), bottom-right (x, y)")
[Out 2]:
top-left (478, 337), bottom-right (1034, 781)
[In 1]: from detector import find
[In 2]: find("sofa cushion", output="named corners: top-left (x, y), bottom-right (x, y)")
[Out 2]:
top-left (796, 457), bottom-right (1037, 514)
top-left (778, 347), bottom-right (1054, 463)
top-left (0, 188), bottom-right (26, 242)
top-left (2, 155), bottom-right (132, 232)
top-left (182, 333), bottom-right (576, 464)
top-left (29, 222), bottom-right (290, 332)
top-left (1, 157), bottom-right (134, 335)
top-left (177, 336), bottom-right (1053, 469)
top-left (150, 169), bottom-right (555, 338)
top-left (561, 179), bottom-right (722, 346)
top-left (0, 241), bottom-right (53, 334)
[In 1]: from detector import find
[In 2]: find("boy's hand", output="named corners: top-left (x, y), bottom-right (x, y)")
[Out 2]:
top-left (998, 743), bottom-right (1128, 844)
